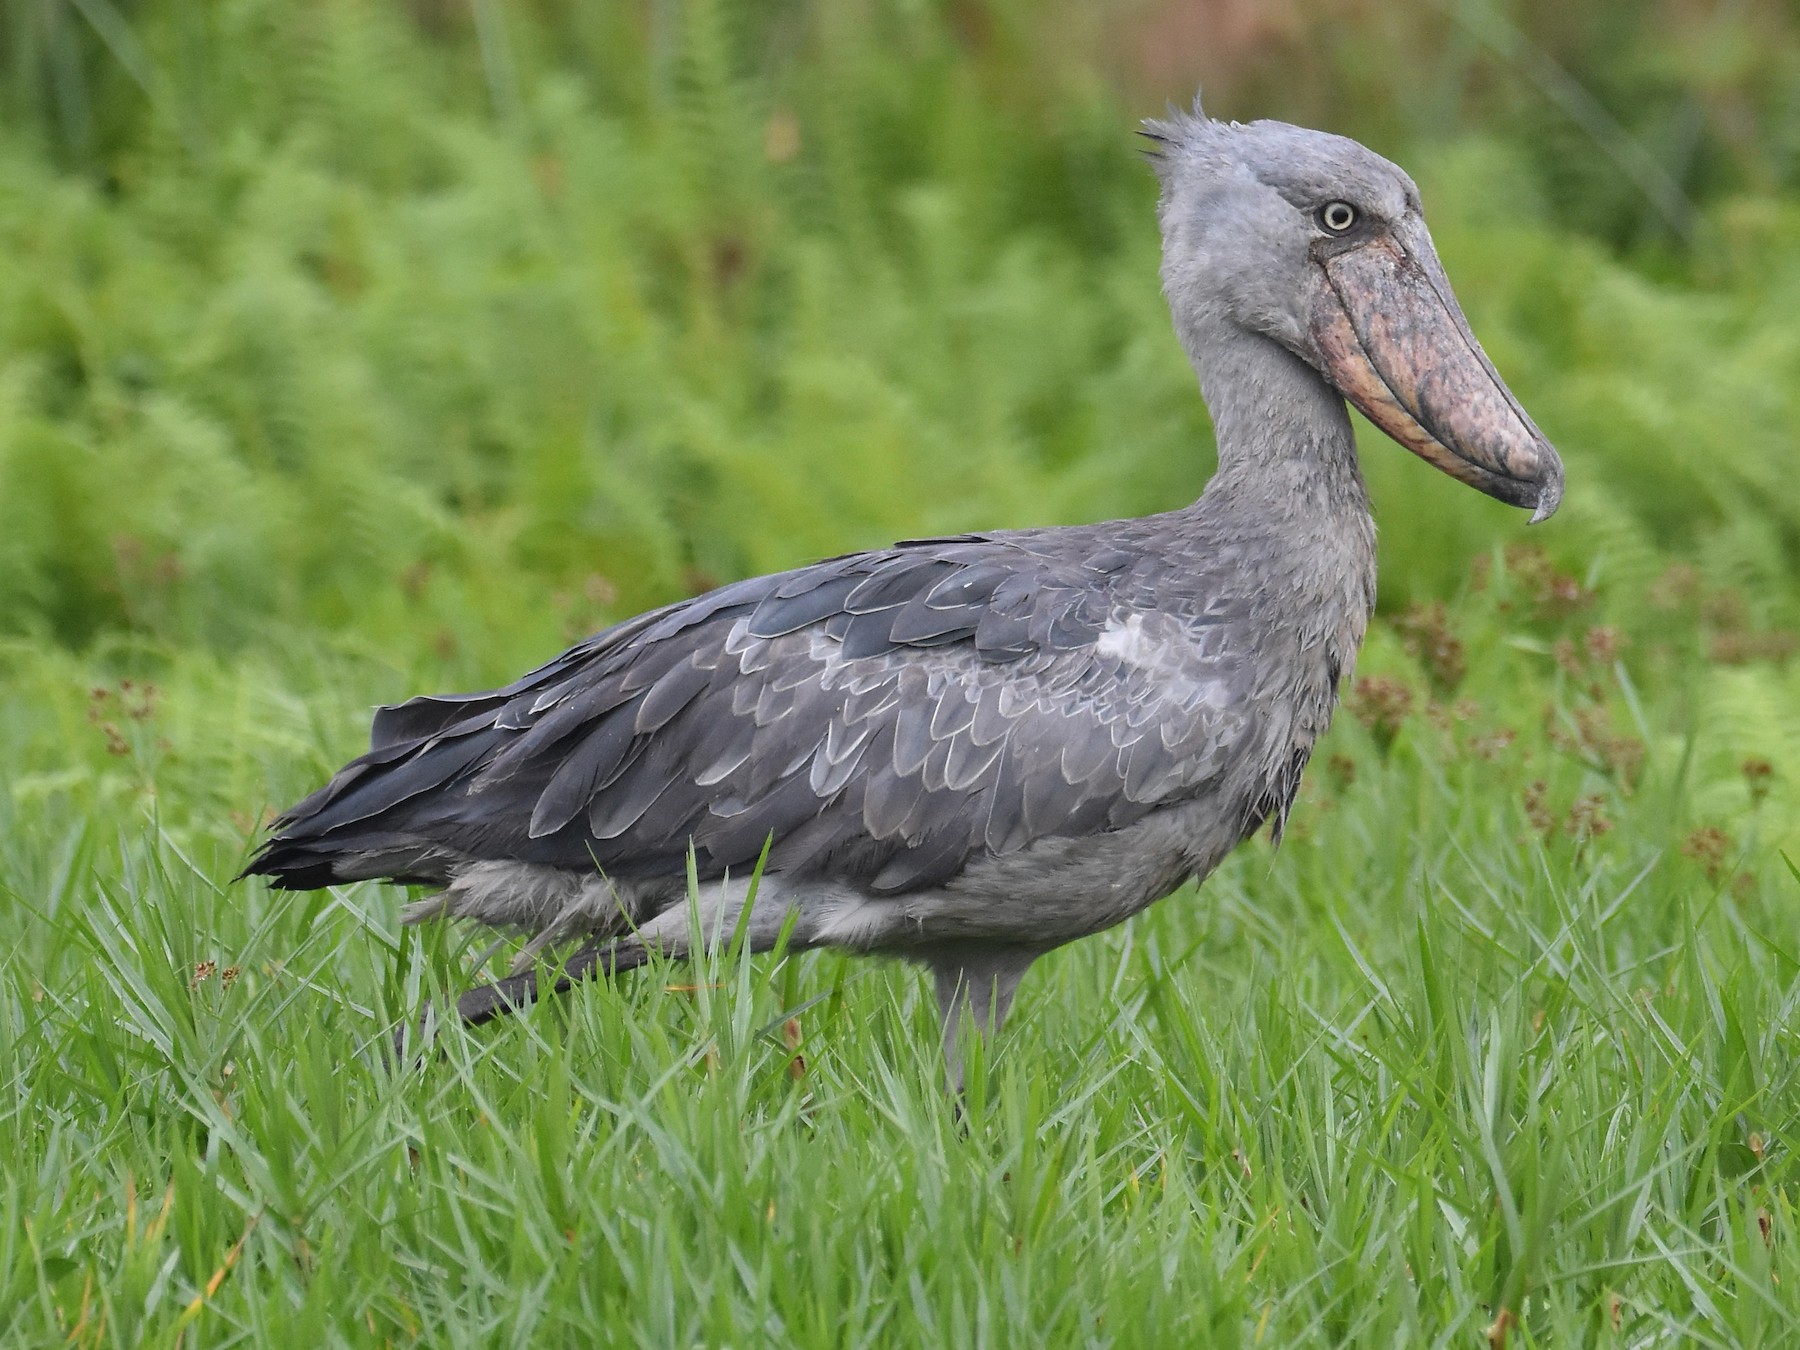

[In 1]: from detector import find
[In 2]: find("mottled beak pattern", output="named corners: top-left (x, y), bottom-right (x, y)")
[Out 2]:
top-left (1312, 220), bottom-right (1564, 522)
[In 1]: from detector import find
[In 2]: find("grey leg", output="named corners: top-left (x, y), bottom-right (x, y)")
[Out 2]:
top-left (927, 946), bottom-right (1039, 1094)
top-left (391, 940), bottom-right (651, 1066)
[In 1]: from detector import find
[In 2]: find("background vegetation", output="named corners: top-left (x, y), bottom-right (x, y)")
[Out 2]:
top-left (1, 0), bottom-right (1798, 1342)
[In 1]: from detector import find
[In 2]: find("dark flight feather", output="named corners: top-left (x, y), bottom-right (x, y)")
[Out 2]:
top-left (246, 524), bottom-right (1260, 898)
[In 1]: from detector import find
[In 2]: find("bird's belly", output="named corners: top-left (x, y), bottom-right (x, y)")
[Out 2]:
top-left (816, 796), bottom-right (1245, 952)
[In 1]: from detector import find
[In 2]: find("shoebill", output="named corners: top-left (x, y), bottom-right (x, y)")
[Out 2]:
top-left (245, 100), bottom-right (1563, 1087)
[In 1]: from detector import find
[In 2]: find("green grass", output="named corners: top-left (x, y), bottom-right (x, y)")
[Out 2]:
top-left (3, 0), bottom-right (1800, 1344)
top-left (4, 548), bottom-right (1797, 1346)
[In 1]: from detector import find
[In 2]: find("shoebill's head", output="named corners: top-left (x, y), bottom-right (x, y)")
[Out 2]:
top-left (1145, 98), bottom-right (1563, 521)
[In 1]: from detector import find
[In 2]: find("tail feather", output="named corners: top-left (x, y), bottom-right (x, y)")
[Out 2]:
top-left (241, 828), bottom-right (459, 889)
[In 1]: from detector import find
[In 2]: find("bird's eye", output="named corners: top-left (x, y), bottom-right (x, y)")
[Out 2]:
top-left (1318, 201), bottom-right (1358, 234)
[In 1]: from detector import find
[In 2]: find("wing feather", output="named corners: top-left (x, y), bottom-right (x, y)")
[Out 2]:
top-left (248, 532), bottom-right (1258, 896)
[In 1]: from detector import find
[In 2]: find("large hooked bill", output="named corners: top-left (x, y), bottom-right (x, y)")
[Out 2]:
top-left (1312, 219), bottom-right (1564, 523)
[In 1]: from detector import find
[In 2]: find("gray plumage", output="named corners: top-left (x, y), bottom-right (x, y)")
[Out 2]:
top-left (245, 99), bottom-right (1563, 1084)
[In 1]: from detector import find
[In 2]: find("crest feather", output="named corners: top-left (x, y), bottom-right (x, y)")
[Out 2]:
top-left (1139, 88), bottom-right (1209, 179)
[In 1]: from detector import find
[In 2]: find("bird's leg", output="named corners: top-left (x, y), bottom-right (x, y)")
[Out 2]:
top-left (929, 946), bottom-right (1038, 1096)
top-left (455, 941), bottom-right (651, 1025)
top-left (393, 940), bottom-right (651, 1063)
top-left (398, 878), bottom-right (795, 1062)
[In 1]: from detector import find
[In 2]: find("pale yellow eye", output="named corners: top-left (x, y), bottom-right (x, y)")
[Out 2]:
top-left (1318, 201), bottom-right (1358, 234)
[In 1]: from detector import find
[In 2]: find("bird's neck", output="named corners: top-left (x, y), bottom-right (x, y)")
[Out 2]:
top-left (1182, 316), bottom-right (1370, 524)
top-left (1180, 315), bottom-right (1379, 716)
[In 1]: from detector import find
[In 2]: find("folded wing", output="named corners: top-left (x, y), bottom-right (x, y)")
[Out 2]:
top-left (248, 533), bottom-right (1255, 894)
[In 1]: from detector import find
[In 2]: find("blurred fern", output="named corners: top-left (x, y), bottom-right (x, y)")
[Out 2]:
top-left (0, 0), bottom-right (1795, 681)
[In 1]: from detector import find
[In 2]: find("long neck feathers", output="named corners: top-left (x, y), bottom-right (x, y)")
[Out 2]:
top-left (1180, 312), bottom-right (1369, 523)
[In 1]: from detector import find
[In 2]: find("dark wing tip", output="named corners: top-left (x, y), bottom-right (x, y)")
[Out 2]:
top-left (237, 840), bottom-right (342, 891)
